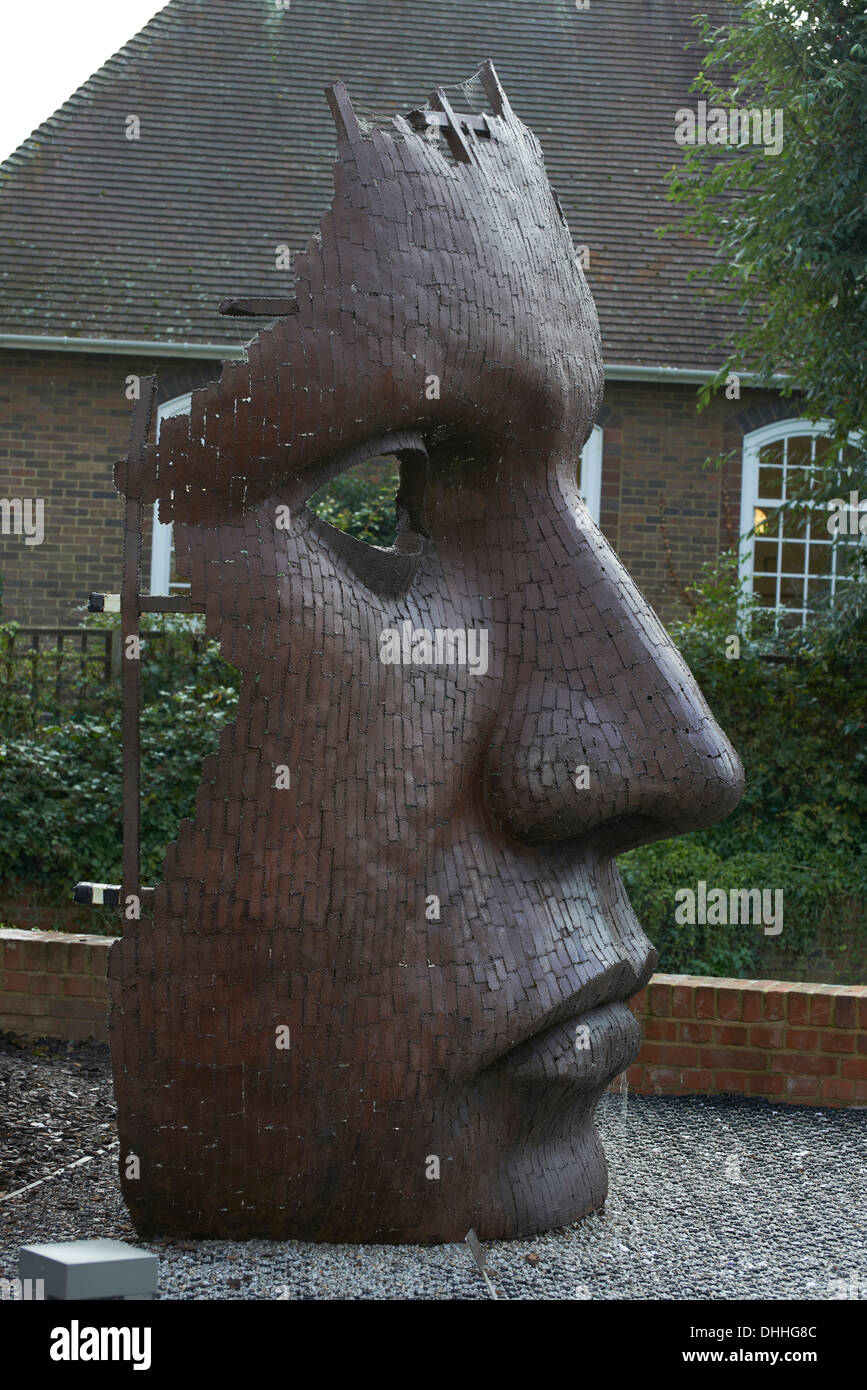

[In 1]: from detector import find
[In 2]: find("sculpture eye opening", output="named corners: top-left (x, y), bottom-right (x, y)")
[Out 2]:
top-left (307, 453), bottom-right (401, 548)
top-left (307, 440), bottom-right (431, 551)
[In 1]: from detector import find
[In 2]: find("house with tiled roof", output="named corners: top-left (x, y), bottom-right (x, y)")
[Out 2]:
top-left (0, 0), bottom-right (816, 627)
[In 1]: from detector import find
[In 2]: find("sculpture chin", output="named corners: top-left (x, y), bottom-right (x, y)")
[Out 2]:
top-left (117, 1001), bottom-right (639, 1244)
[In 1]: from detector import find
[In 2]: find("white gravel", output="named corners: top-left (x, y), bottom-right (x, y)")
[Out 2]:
top-left (1, 1034), bottom-right (865, 1299)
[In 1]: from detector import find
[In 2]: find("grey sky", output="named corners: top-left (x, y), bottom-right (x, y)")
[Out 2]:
top-left (1, 1), bottom-right (167, 163)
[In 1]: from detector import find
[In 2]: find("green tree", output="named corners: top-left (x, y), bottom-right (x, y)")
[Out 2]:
top-left (665, 0), bottom-right (867, 444)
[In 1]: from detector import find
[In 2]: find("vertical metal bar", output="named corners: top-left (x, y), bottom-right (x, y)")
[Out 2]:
top-left (122, 377), bottom-right (157, 915)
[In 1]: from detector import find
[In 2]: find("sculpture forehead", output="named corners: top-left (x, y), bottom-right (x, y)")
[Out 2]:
top-left (315, 97), bottom-right (589, 342)
top-left (125, 64), bottom-right (602, 525)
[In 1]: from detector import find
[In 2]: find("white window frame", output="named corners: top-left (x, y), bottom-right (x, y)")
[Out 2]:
top-left (578, 424), bottom-right (603, 525)
top-left (149, 392), bottom-right (192, 595)
top-left (739, 417), bottom-right (863, 624)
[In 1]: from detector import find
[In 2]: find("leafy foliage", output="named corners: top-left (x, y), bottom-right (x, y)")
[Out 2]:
top-left (0, 615), bottom-right (238, 932)
top-left (665, 0), bottom-right (867, 444)
top-left (307, 459), bottom-right (400, 546)
top-left (618, 552), bottom-right (867, 975)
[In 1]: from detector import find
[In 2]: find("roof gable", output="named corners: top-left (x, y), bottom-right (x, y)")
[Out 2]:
top-left (0, 0), bottom-right (735, 369)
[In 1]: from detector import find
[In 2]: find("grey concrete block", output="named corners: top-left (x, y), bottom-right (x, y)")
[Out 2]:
top-left (19, 1238), bottom-right (158, 1300)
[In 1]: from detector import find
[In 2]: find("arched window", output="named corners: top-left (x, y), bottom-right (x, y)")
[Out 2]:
top-left (148, 393), bottom-right (191, 596)
top-left (739, 418), bottom-right (863, 625)
top-left (578, 424), bottom-right (603, 525)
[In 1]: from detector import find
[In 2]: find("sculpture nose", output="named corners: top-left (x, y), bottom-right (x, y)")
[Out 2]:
top-left (483, 514), bottom-right (744, 856)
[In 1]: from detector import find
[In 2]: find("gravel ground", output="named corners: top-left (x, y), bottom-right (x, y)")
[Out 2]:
top-left (1, 1030), bottom-right (865, 1300)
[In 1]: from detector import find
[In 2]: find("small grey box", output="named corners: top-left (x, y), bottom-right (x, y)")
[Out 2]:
top-left (19, 1239), bottom-right (158, 1301)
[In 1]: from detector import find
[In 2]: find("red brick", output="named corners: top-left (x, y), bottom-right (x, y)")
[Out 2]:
top-left (840, 1057), bottom-right (867, 1081)
top-left (785, 1029), bottom-right (819, 1051)
top-left (748, 1072), bottom-right (785, 1096)
top-left (809, 995), bottom-right (833, 1026)
top-left (643, 1018), bottom-right (679, 1042)
top-left (749, 1025), bottom-right (786, 1049)
top-left (695, 987), bottom-right (715, 1020)
top-left (859, 999), bottom-right (867, 1030)
top-left (680, 1021), bottom-right (713, 1044)
top-left (671, 985), bottom-right (692, 1018)
top-left (819, 1076), bottom-right (854, 1102)
top-left (820, 1031), bottom-right (855, 1054)
top-left (762, 989), bottom-right (789, 1021)
top-left (54, 997), bottom-right (108, 1021)
top-left (677, 1068), bottom-right (715, 1092)
top-left (833, 997), bottom-right (858, 1029)
top-left (645, 1066), bottom-right (686, 1091)
top-left (63, 976), bottom-right (95, 997)
top-left (629, 988), bottom-right (648, 1018)
top-left (713, 1069), bottom-right (749, 1093)
top-left (649, 982), bottom-right (672, 1017)
top-left (2, 971), bottom-right (32, 992)
top-left (785, 1075), bottom-right (820, 1098)
top-left (717, 987), bottom-right (742, 1021)
top-left (741, 991), bottom-right (763, 1023)
top-left (770, 1051), bottom-right (837, 1076)
top-left (13, 940), bottom-right (47, 970)
top-left (700, 1047), bottom-right (767, 1072)
top-left (637, 1042), bottom-right (699, 1067)
top-left (854, 1079), bottom-right (867, 1102)
top-left (0, 993), bottom-right (43, 1015)
top-left (41, 942), bottom-right (68, 971)
top-left (714, 1023), bottom-right (751, 1046)
top-left (65, 944), bottom-right (90, 973)
top-left (787, 992), bottom-right (811, 1026)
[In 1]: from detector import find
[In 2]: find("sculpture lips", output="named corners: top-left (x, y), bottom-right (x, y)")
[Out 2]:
top-left (494, 1002), bottom-right (642, 1086)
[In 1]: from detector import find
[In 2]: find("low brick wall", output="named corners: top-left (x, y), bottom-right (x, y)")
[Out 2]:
top-left (1, 933), bottom-right (865, 1105)
top-left (0, 881), bottom-right (111, 935)
top-left (621, 973), bottom-right (867, 1107)
top-left (0, 928), bottom-right (112, 1041)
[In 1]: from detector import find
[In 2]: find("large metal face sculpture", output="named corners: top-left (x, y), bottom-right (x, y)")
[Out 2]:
top-left (109, 64), bottom-right (743, 1241)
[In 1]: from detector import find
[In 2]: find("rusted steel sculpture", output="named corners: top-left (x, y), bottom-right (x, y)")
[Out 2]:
top-left (108, 63), bottom-right (743, 1241)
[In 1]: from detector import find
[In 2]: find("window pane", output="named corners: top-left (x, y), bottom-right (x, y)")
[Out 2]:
top-left (834, 537), bottom-right (865, 581)
top-left (781, 506), bottom-right (810, 539)
top-left (783, 434), bottom-right (812, 503)
top-left (754, 538), bottom-right (780, 573)
top-left (760, 440), bottom-right (784, 467)
top-left (757, 465), bottom-right (783, 500)
top-left (779, 609), bottom-right (803, 629)
top-left (808, 542), bottom-right (832, 576)
top-left (805, 577), bottom-right (833, 605)
top-left (753, 574), bottom-right (778, 605)
top-left (780, 541), bottom-right (806, 575)
top-left (779, 574), bottom-right (806, 606)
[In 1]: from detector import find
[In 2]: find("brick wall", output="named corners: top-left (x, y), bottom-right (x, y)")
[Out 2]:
top-left (0, 351), bottom-right (217, 626)
top-left (1, 349), bottom-right (796, 628)
top-left (0, 928), bottom-right (112, 1042)
top-left (600, 380), bottom-right (798, 623)
top-left (2, 932), bottom-right (864, 1104)
top-left (0, 882), bottom-right (110, 936)
top-left (620, 973), bottom-right (867, 1108)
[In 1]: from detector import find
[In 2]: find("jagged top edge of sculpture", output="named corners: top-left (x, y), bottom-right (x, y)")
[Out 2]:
top-left (116, 57), bottom-right (588, 521)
